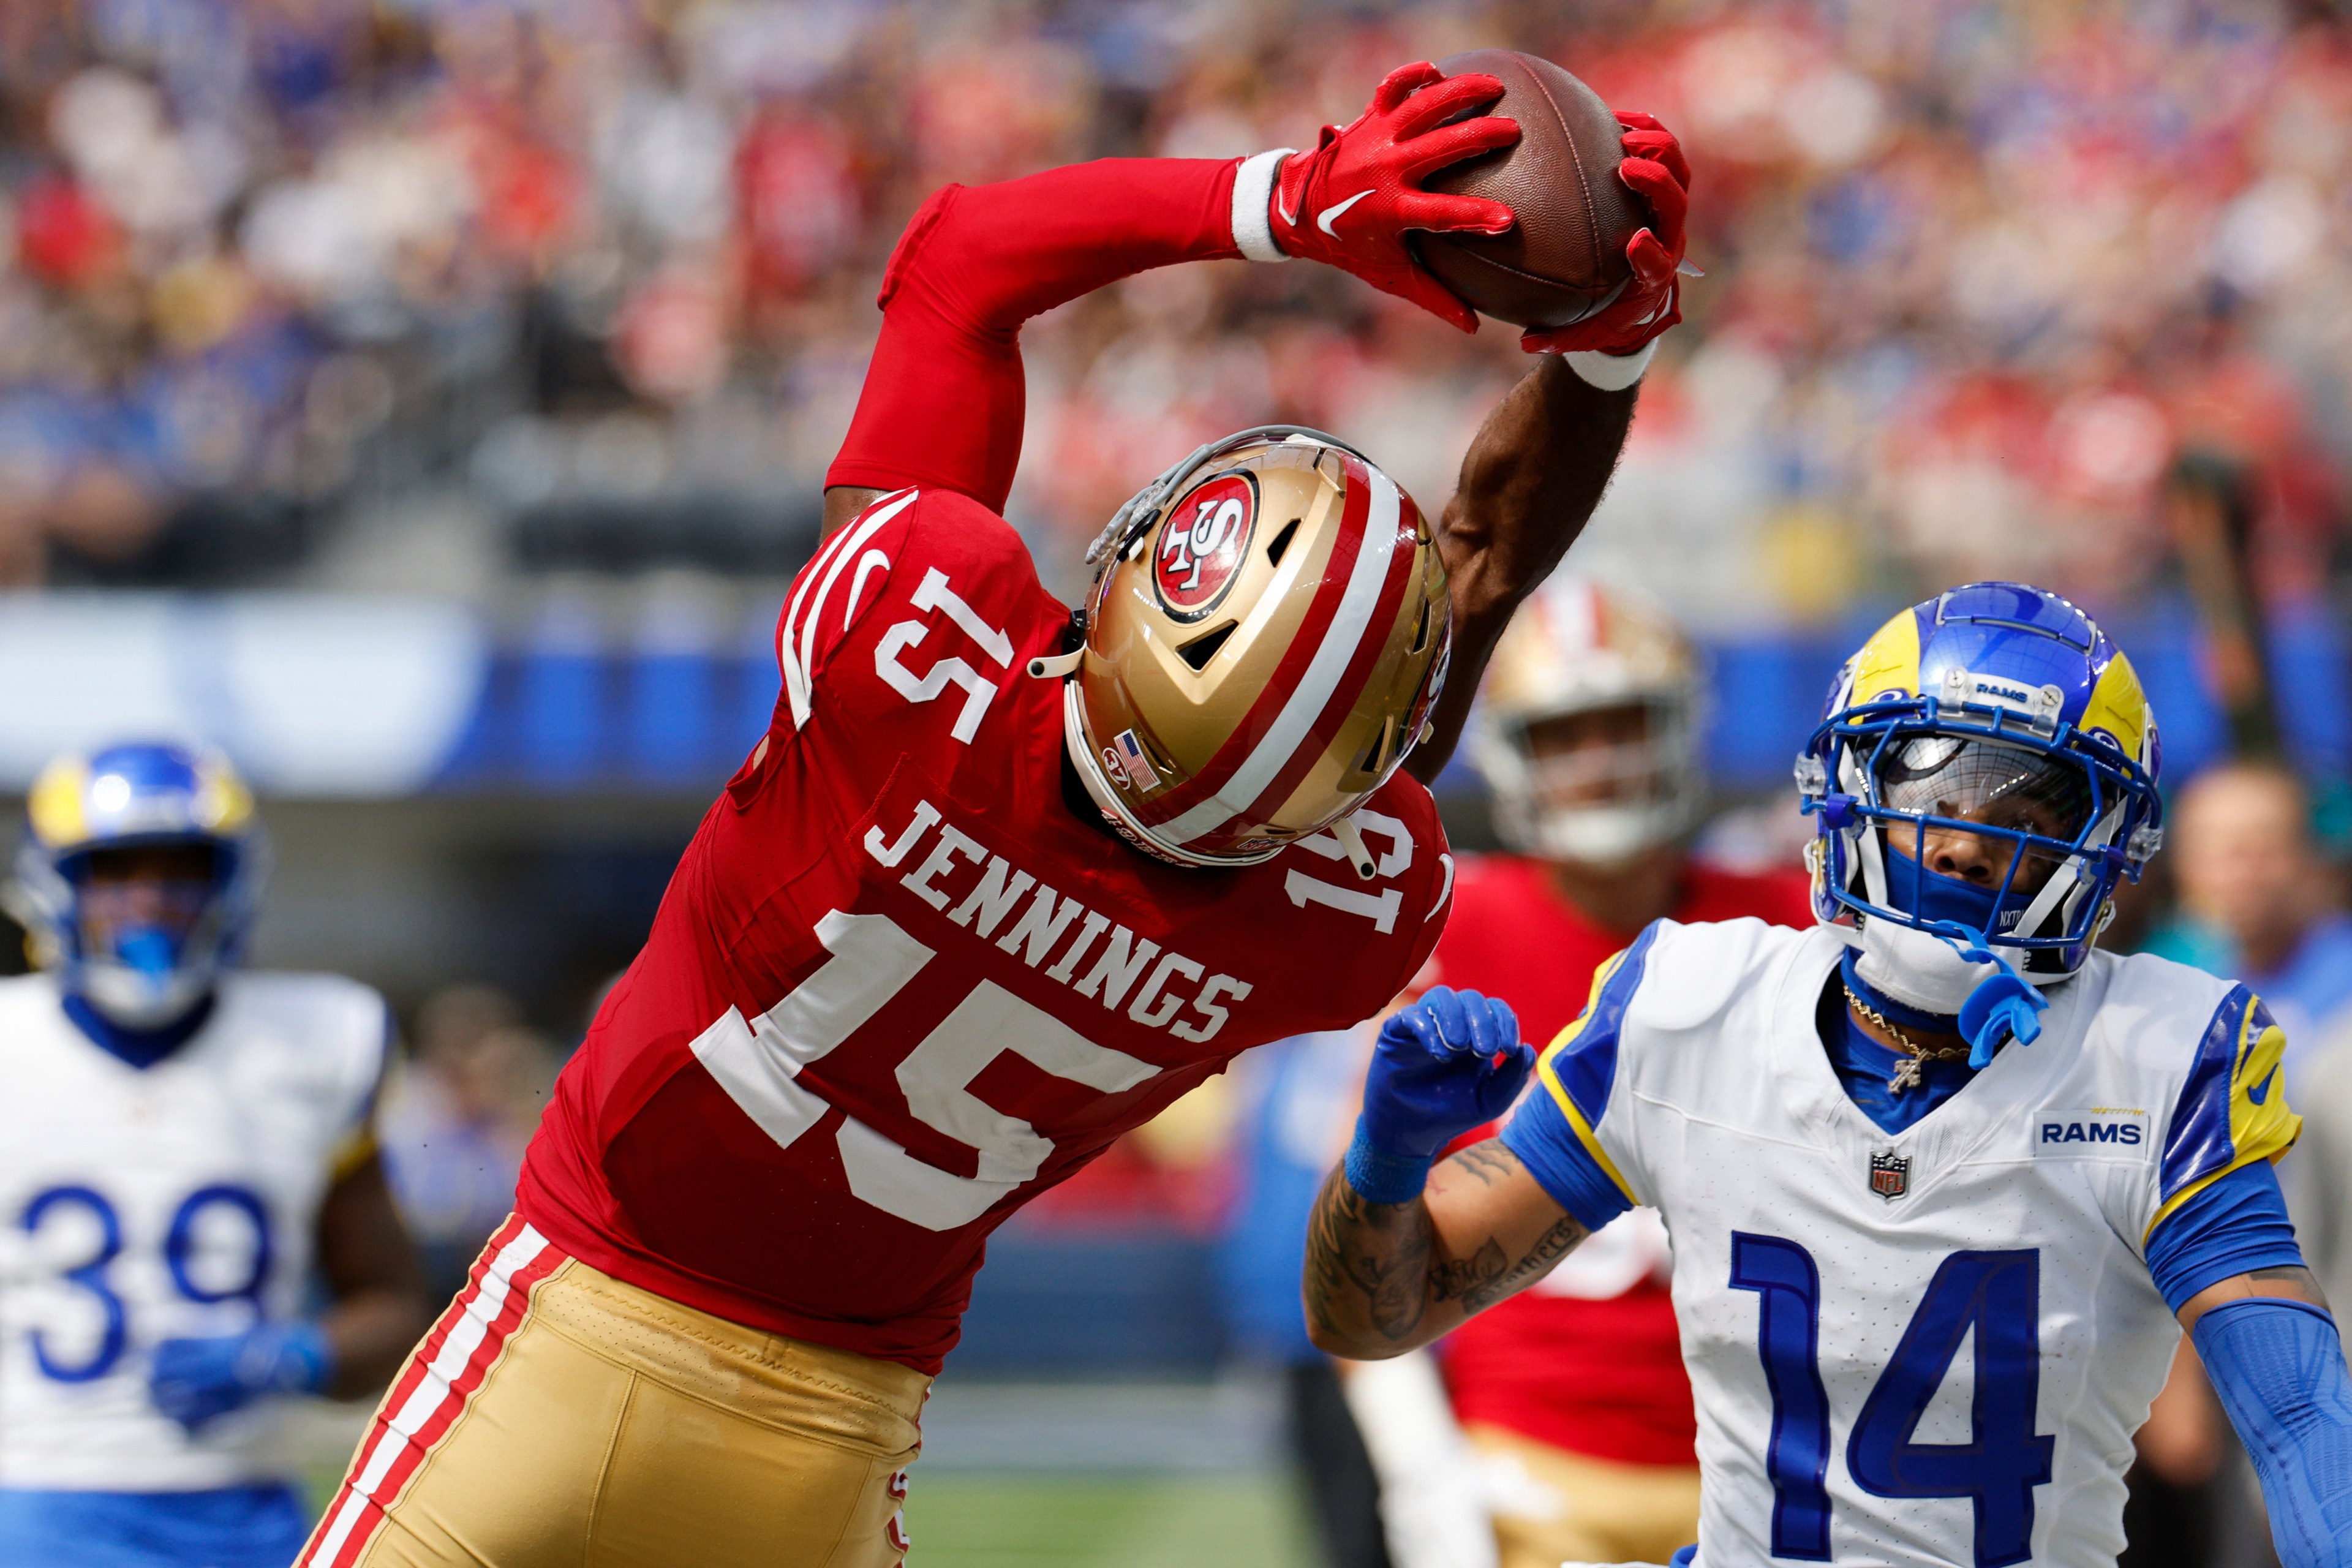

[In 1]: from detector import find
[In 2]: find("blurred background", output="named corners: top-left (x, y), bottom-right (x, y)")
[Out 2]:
top-left (2, 0), bottom-right (2351, 1562)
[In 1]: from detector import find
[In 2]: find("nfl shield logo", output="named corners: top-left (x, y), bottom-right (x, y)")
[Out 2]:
top-left (1869, 1152), bottom-right (1910, 1200)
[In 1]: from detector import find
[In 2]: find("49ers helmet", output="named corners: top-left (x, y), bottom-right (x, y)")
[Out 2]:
top-left (1471, 575), bottom-right (1705, 865)
top-left (1036, 426), bottom-right (1450, 872)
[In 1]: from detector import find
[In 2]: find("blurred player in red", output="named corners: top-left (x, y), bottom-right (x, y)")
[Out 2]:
top-left (299, 64), bottom-right (1690, 1568)
top-left (1345, 578), bottom-right (1809, 1568)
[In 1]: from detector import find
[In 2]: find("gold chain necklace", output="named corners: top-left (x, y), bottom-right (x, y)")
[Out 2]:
top-left (1844, 986), bottom-right (1972, 1093)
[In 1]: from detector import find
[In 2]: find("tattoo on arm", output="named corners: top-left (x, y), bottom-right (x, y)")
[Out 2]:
top-left (1460, 1213), bottom-right (1585, 1314)
top-left (1302, 1140), bottom-right (1590, 1352)
top-left (1304, 1173), bottom-right (1434, 1344)
top-left (1447, 1142), bottom-right (1518, 1187)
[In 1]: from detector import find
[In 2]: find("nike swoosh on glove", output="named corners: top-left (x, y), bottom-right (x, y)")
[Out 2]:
top-left (1347, 987), bottom-right (1534, 1204)
top-left (1273, 61), bottom-right (1520, 333)
top-left (1521, 110), bottom-right (1694, 356)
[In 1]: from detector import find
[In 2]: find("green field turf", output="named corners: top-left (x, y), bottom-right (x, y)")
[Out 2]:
top-left (905, 1472), bottom-right (1317, 1568)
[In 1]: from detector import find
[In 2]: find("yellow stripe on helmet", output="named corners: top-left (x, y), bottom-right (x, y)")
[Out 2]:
top-left (26, 755), bottom-right (92, 850)
top-left (1845, 607), bottom-right (1922, 710)
top-left (2081, 650), bottom-right (2152, 765)
top-left (192, 753), bottom-right (255, 834)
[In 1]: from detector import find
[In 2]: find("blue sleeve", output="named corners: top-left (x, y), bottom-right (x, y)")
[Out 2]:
top-left (2145, 1158), bottom-right (2306, 1313)
top-left (2195, 1297), bottom-right (2352, 1568)
top-left (1502, 1084), bottom-right (1634, 1232)
top-left (1498, 923), bottom-right (1661, 1233)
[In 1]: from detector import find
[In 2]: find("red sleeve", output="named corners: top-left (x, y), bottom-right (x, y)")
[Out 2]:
top-left (826, 158), bottom-right (1245, 511)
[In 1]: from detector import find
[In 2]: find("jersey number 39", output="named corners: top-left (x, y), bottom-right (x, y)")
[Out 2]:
top-left (1732, 1232), bottom-right (2056, 1568)
top-left (18, 1184), bottom-right (272, 1383)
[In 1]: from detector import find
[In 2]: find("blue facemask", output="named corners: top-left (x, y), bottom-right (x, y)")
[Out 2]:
top-left (1859, 845), bottom-right (2049, 1064)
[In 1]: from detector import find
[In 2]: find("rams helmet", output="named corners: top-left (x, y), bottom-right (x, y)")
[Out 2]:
top-left (1798, 582), bottom-right (2162, 981)
top-left (5, 741), bottom-right (266, 1027)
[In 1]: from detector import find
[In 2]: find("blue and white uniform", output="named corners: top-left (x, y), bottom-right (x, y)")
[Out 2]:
top-left (0, 970), bottom-right (387, 1562)
top-left (1502, 916), bottom-right (2299, 1568)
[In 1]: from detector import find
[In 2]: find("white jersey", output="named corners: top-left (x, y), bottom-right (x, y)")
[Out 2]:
top-left (0, 971), bottom-right (388, 1491)
top-left (1514, 919), bottom-right (2297, 1568)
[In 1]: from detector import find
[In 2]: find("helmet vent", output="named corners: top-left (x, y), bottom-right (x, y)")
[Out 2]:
top-left (1266, 518), bottom-right (1301, 568)
top-left (1177, 621), bottom-right (1237, 671)
top-left (1408, 597), bottom-right (1432, 656)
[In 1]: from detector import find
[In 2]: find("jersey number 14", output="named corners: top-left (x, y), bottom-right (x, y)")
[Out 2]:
top-left (1732, 1232), bottom-right (2056, 1568)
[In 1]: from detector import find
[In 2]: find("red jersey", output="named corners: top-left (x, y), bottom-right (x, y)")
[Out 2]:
top-left (1431, 854), bottom-right (1812, 1466)
top-left (519, 492), bottom-right (1450, 1372)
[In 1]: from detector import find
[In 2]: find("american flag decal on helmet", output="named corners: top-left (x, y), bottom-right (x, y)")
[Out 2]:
top-left (1869, 1151), bottom-right (1910, 1199)
top-left (1115, 729), bottom-right (1163, 791)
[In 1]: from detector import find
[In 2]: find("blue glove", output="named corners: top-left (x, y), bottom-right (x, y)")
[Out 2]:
top-left (149, 1322), bottom-right (333, 1431)
top-left (1347, 987), bottom-right (1533, 1204)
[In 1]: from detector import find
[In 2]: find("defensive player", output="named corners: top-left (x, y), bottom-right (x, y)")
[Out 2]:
top-left (1307, 584), bottom-right (2352, 1568)
top-left (299, 64), bottom-right (1692, 1568)
top-left (1346, 577), bottom-right (1811, 1568)
top-left (0, 742), bottom-right (426, 1568)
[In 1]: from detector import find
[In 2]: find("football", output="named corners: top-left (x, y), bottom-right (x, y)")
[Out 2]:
top-left (1412, 48), bottom-right (1643, 330)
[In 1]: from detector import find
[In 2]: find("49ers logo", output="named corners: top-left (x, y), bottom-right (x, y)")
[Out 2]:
top-left (1153, 472), bottom-right (1256, 622)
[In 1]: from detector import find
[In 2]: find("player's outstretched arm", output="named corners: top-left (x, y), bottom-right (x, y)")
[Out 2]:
top-left (1404, 110), bottom-right (1692, 783)
top-left (822, 66), bottom-right (1526, 545)
top-left (822, 157), bottom-right (1262, 540)
top-left (1301, 989), bottom-right (1586, 1358)
top-left (1408, 355), bottom-right (1637, 782)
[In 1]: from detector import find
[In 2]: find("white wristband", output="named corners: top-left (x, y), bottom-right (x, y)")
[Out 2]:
top-left (1564, 341), bottom-right (1656, 391)
top-left (1231, 149), bottom-right (1294, 263)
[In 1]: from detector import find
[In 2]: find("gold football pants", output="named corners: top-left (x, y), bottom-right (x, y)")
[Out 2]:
top-left (298, 1216), bottom-right (930, 1568)
top-left (1464, 1422), bottom-right (1702, 1568)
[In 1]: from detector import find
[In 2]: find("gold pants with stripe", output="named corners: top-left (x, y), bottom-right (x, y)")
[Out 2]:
top-left (300, 1217), bottom-right (930, 1568)
top-left (1465, 1423), bottom-right (1702, 1568)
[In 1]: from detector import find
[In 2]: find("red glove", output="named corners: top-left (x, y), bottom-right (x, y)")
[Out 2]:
top-left (1272, 62), bottom-right (1520, 333)
top-left (1521, 110), bottom-right (1692, 356)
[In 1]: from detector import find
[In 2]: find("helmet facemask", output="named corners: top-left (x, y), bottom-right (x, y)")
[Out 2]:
top-left (4, 743), bottom-right (266, 1031)
top-left (1802, 692), bottom-right (2160, 1047)
top-left (1471, 576), bottom-right (1705, 870)
top-left (1484, 695), bottom-right (1700, 867)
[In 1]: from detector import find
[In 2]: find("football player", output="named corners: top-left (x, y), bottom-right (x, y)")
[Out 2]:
top-left (1306, 583), bottom-right (2352, 1568)
top-left (298, 64), bottom-right (1693, 1568)
top-left (0, 742), bottom-right (426, 1568)
top-left (1345, 577), bottom-right (1812, 1568)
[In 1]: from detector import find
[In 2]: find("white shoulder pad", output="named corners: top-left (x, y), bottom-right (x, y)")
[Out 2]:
top-left (2080, 949), bottom-right (2246, 1071)
top-left (216, 971), bottom-right (393, 1128)
top-left (1632, 917), bottom-right (1817, 1034)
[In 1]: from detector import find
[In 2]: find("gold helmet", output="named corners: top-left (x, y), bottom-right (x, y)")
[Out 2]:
top-left (1030, 427), bottom-right (1450, 875)
top-left (1471, 575), bottom-right (1705, 865)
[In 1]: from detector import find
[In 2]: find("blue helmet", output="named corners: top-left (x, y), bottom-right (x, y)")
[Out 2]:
top-left (4, 742), bottom-right (266, 1028)
top-left (1797, 584), bottom-right (2162, 1017)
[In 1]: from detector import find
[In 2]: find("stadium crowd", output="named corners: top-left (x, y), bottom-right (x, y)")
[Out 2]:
top-left (0, 0), bottom-right (2343, 622)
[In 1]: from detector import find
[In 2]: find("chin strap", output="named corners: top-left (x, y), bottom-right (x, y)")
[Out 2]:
top-left (1931, 922), bottom-right (2050, 1067)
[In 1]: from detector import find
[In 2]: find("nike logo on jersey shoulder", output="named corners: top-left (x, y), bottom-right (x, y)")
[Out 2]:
top-left (2248, 1064), bottom-right (2279, 1105)
top-left (1316, 189), bottom-right (1374, 236)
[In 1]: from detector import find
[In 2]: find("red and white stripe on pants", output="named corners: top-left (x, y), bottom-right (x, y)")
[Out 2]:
top-left (299, 1216), bottom-right (562, 1568)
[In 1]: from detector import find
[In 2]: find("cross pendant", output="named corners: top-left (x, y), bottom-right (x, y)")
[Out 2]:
top-left (1886, 1055), bottom-right (1924, 1094)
